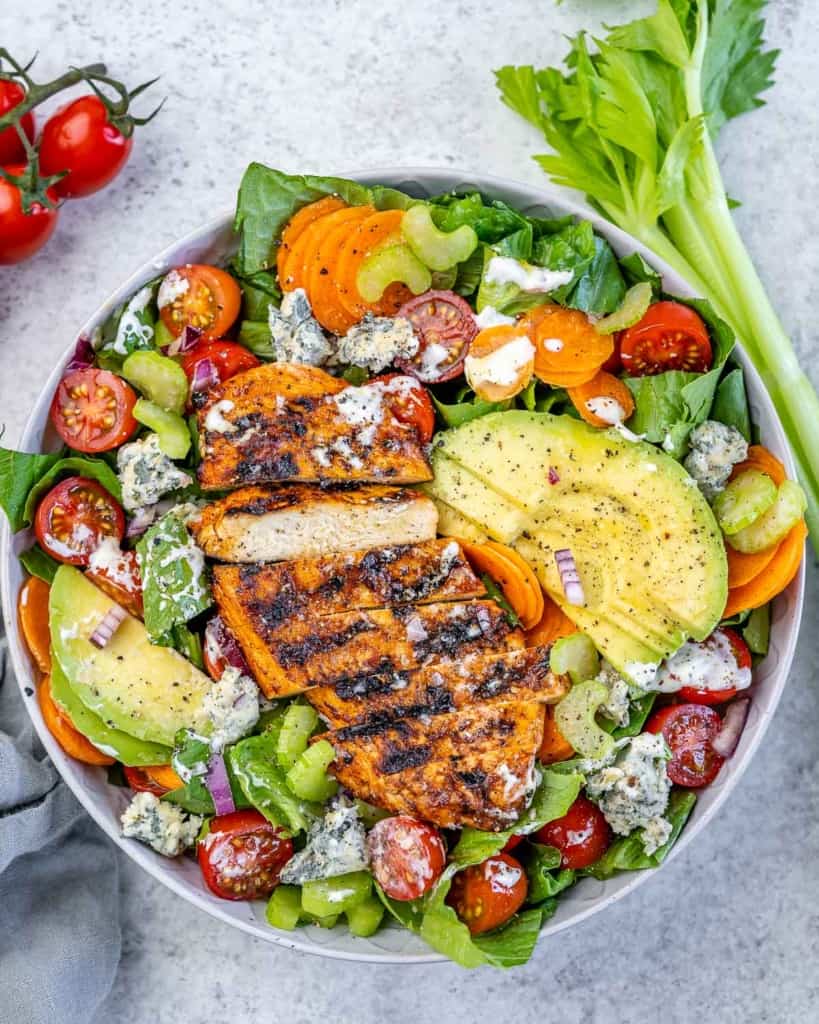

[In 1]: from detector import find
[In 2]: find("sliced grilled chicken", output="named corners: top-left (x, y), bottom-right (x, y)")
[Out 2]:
top-left (194, 484), bottom-right (438, 563)
top-left (321, 700), bottom-right (545, 831)
top-left (197, 363), bottom-right (432, 490)
top-left (213, 592), bottom-right (524, 698)
top-left (211, 539), bottom-right (483, 628)
top-left (306, 645), bottom-right (568, 729)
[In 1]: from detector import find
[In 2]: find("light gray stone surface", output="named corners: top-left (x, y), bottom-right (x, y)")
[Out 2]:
top-left (0, 1), bottom-right (817, 1021)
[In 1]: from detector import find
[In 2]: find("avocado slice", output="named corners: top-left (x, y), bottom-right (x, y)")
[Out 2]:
top-left (50, 566), bottom-right (212, 747)
top-left (427, 411), bottom-right (727, 679)
top-left (50, 658), bottom-right (172, 766)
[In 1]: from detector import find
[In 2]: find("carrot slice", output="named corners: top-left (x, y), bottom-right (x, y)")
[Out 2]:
top-left (525, 593), bottom-right (578, 646)
top-left (723, 519), bottom-right (807, 618)
top-left (726, 543), bottom-right (778, 589)
top-left (144, 764), bottom-right (184, 790)
top-left (276, 196), bottom-right (347, 284)
top-left (531, 365), bottom-right (601, 389)
top-left (522, 305), bottom-right (614, 379)
top-left (307, 205), bottom-right (370, 333)
top-left (460, 540), bottom-right (542, 629)
top-left (568, 370), bottom-right (635, 427)
top-left (465, 325), bottom-right (535, 402)
top-left (730, 444), bottom-right (786, 487)
top-left (539, 705), bottom-right (575, 764)
top-left (282, 204), bottom-right (361, 295)
top-left (18, 576), bottom-right (52, 674)
top-left (38, 676), bottom-right (115, 766)
top-left (336, 210), bottom-right (407, 321)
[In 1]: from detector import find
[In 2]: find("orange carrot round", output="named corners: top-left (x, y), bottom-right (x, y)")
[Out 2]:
top-left (539, 705), bottom-right (575, 764)
top-left (730, 444), bottom-right (786, 487)
top-left (336, 210), bottom-right (407, 321)
top-left (144, 764), bottom-right (184, 790)
top-left (723, 519), bottom-right (807, 618)
top-left (460, 540), bottom-right (542, 629)
top-left (307, 207), bottom-right (372, 333)
top-left (281, 204), bottom-right (362, 295)
top-left (525, 593), bottom-right (578, 647)
top-left (38, 677), bottom-right (115, 766)
top-left (568, 370), bottom-right (635, 427)
top-left (522, 304), bottom-right (613, 380)
top-left (464, 325), bottom-right (535, 402)
top-left (726, 543), bottom-right (778, 589)
top-left (18, 576), bottom-right (52, 675)
top-left (276, 196), bottom-right (347, 284)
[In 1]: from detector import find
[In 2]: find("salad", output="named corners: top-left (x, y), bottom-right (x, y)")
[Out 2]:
top-left (2, 165), bottom-right (806, 969)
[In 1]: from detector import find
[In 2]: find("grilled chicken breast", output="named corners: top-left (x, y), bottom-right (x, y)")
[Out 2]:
top-left (211, 538), bottom-right (483, 624)
top-left (197, 363), bottom-right (432, 490)
top-left (307, 646), bottom-right (569, 729)
top-left (194, 485), bottom-right (438, 563)
top-left (213, 591), bottom-right (523, 698)
top-left (322, 700), bottom-right (545, 830)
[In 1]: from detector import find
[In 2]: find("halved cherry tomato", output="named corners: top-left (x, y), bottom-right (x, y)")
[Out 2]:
top-left (50, 368), bottom-right (138, 452)
top-left (86, 546), bottom-right (143, 618)
top-left (198, 810), bottom-right (294, 901)
top-left (502, 834), bottom-right (524, 852)
top-left (39, 95), bottom-right (133, 199)
top-left (367, 815), bottom-right (446, 901)
top-left (159, 265), bottom-right (241, 341)
top-left (446, 852), bottom-right (527, 935)
top-left (124, 765), bottom-right (170, 797)
top-left (0, 81), bottom-right (35, 164)
top-left (0, 164), bottom-right (59, 265)
top-left (678, 628), bottom-right (751, 706)
top-left (646, 703), bottom-right (725, 787)
top-left (536, 794), bottom-right (612, 869)
top-left (395, 290), bottom-right (478, 383)
top-left (619, 301), bottom-right (712, 376)
top-left (181, 339), bottom-right (261, 388)
top-left (35, 477), bottom-right (125, 566)
top-left (372, 373), bottom-right (436, 444)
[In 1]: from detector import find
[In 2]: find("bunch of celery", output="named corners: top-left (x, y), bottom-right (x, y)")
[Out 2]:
top-left (496, 0), bottom-right (819, 550)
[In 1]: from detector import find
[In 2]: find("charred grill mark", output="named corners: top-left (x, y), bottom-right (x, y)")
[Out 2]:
top-left (335, 718), bottom-right (412, 742)
top-left (332, 662), bottom-right (409, 700)
top-left (412, 607), bottom-right (511, 661)
top-left (358, 544), bottom-right (459, 604)
top-left (275, 617), bottom-right (376, 667)
top-left (379, 744), bottom-right (432, 775)
top-left (247, 581), bottom-right (302, 629)
top-left (457, 769), bottom-right (488, 788)
top-left (268, 453), bottom-right (298, 479)
top-left (238, 564), bottom-right (261, 584)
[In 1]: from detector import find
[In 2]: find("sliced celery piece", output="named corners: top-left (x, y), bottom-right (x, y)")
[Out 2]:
top-left (133, 399), bottom-right (191, 459)
top-left (122, 350), bottom-right (189, 414)
top-left (276, 704), bottom-right (319, 770)
top-left (401, 204), bottom-right (478, 271)
top-left (286, 739), bottom-right (338, 802)
top-left (301, 871), bottom-right (372, 918)
top-left (346, 895), bottom-right (385, 937)
top-left (594, 282), bottom-right (652, 335)
top-left (356, 244), bottom-right (431, 303)
top-left (550, 632), bottom-right (600, 684)
top-left (554, 680), bottom-right (614, 760)
top-left (727, 479), bottom-right (807, 553)
top-left (714, 469), bottom-right (777, 535)
top-left (266, 885), bottom-right (302, 930)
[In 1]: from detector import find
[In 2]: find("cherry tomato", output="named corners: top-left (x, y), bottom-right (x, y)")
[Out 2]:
top-left (601, 335), bottom-right (622, 374)
top-left (446, 852), bottom-right (528, 935)
top-left (678, 629), bottom-right (751, 706)
top-left (646, 703), bottom-right (725, 788)
top-left (160, 266), bottom-right (242, 341)
top-left (620, 301), bottom-right (712, 376)
top-left (203, 615), bottom-right (250, 680)
top-left (35, 477), bottom-right (125, 566)
top-left (367, 815), bottom-right (446, 901)
top-left (123, 766), bottom-right (169, 797)
top-left (395, 290), bottom-right (478, 383)
top-left (198, 810), bottom-right (293, 901)
top-left (0, 164), bottom-right (59, 265)
top-left (50, 368), bottom-right (138, 453)
top-left (502, 833), bottom-right (524, 852)
top-left (0, 81), bottom-right (35, 164)
top-left (181, 339), bottom-right (260, 388)
top-left (38, 96), bottom-right (133, 199)
top-left (86, 546), bottom-right (143, 618)
top-left (536, 794), bottom-right (612, 869)
top-left (372, 373), bottom-right (436, 443)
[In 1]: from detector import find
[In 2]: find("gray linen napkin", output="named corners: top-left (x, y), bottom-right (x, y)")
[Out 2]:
top-left (0, 630), bottom-right (121, 1024)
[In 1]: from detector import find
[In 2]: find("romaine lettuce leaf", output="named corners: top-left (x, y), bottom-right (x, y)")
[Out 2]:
top-left (19, 544), bottom-right (60, 583)
top-left (22, 454), bottom-right (123, 524)
top-left (228, 731), bottom-right (319, 835)
top-left (0, 447), bottom-right (63, 532)
top-left (521, 843), bottom-right (576, 903)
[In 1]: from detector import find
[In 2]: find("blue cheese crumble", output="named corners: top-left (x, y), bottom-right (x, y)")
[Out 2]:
top-left (584, 732), bottom-right (672, 854)
top-left (279, 795), bottom-right (367, 884)
top-left (117, 433), bottom-right (192, 511)
top-left (335, 314), bottom-right (418, 373)
top-left (121, 791), bottom-right (202, 857)
top-left (268, 288), bottom-right (333, 365)
top-left (202, 666), bottom-right (260, 751)
top-left (683, 420), bottom-right (748, 501)
top-left (595, 661), bottom-right (632, 728)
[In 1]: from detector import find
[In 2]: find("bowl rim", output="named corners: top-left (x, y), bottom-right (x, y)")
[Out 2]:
top-left (0, 165), bottom-right (805, 965)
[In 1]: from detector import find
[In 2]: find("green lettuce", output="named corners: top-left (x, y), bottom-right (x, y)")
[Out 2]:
top-left (0, 447), bottom-right (63, 532)
top-left (227, 731), bottom-right (319, 835)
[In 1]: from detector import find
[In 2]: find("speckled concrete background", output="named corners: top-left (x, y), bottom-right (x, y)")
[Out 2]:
top-left (1, 1), bottom-right (817, 1021)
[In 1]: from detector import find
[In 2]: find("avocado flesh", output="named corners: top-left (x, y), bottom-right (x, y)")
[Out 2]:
top-left (50, 658), bottom-right (172, 766)
top-left (427, 411), bottom-right (727, 679)
top-left (50, 566), bottom-right (212, 747)
top-left (423, 454), bottom-right (529, 543)
top-left (430, 497), bottom-right (490, 544)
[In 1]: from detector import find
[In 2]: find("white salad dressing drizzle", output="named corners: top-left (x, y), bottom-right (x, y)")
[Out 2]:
top-left (484, 256), bottom-right (574, 293)
top-left (113, 285), bottom-right (155, 354)
top-left (474, 305), bottom-right (516, 329)
top-left (585, 396), bottom-right (645, 443)
top-left (204, 399), bottom-right (236, 434)
top-left (465, 336), bottom-right (534, 387)
top-left (649, 631), bottom-right (752, 693)
top-left (157, 269), bottom-right (190, 310)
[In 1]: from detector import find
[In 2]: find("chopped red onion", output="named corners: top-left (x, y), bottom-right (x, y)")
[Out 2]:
top-left (204, 616), bottom-right (250, 675)
top-left (190, 357), bottom-right (219, 394)
top-left (711, 698), bottom-right (750, 758)
top-left (89, 604), bottom-right (127, 648)
top-left (555, 548), bottom-right (585, 606)
top-left (65, 336), bottom-right (95, 373)
top-left (548, 466), bottom-right (560, 485)
top-left (205, 753), bottom-right (236, 815)
top-left (165, 325), bottom-right (202, 356)
top-left (125, 498), bottom-right (176, 539)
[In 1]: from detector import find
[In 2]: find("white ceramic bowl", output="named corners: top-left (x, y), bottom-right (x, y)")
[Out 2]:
top-left (1, 169), bottom-right (805, 964)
